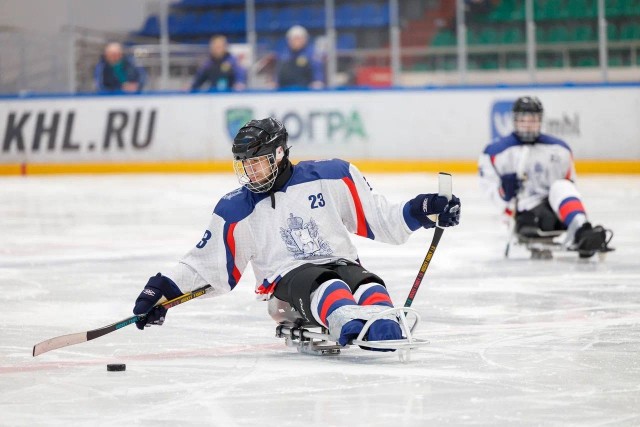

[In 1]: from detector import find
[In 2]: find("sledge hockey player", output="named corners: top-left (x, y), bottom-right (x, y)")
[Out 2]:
top-left (478, 96), bottom-right (612, 258)
top-left (132, 117), bottom-right (461, 350)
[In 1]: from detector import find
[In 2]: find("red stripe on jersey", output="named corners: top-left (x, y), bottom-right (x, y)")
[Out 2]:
top-left (566, 153), bottom-right (575, 180)
top-left (226, 222), bottom-right (241, 283)
top-left (559, 200), bottom-right (584, 222)
top-left (320, 288), bottom-right (355, 325)
top-left (564, 168), bottom-right (572, 180)
top-left (256, 283), bottom-right (274, 294)
top-left (361, 293), bottom-right (393, 306)
top-left (341, 177), bottom-right (367, 237)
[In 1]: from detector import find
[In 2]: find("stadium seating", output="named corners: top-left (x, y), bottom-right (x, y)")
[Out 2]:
top-left (134, 0), bottom-right (639, 73)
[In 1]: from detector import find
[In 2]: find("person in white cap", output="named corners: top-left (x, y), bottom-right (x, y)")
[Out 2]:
top-left (276, 25), bottom-right (325, 90)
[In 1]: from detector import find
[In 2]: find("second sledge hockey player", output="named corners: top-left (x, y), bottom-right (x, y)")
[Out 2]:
top-left (478, 96), bottom-right (613, 258)
top-left (132, 117), bottom-right (461, 349)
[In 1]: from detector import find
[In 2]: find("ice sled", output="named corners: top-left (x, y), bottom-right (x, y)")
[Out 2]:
top-left (268, 299), bottom-right (429, 362)
top-left (505, 225), bottom-right (614, 260)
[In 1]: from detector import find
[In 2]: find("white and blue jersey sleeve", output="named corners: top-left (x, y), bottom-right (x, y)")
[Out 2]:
top-left (165, 159), bottom-right (419, 300)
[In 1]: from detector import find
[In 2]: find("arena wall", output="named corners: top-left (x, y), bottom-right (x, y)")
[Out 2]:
top-left (1, 84), bottom-right (638, 175)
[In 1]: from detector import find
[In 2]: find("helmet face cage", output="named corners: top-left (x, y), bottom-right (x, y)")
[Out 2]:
top-left (512, 96), bottom-right (543, 143)
top-left (233, 151), bottom-right (279, 193)
top-left (513, 111), bottom-right (542, 143)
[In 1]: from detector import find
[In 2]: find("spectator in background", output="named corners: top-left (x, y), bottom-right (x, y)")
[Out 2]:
top-left (190, 35), bottom-right (247, 92)
top-left (276, 25), bottom-right (325, 90)
top-left (94, 42), bottom-right (145, 93)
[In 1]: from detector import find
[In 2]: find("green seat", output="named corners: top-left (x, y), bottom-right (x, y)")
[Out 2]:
top-left (507, 57), bottom-right (526, 69)
top-left (507, 7), bottom-right (525, 21)
top-left (606, 0), bottom-right (624, 17)
top-left (467, 28), bottom-right (480, 45)
top-left (482, 58), bottom-right (499, 69)
top-left (623, 0), bottom-right (640, 16)
top-left (479, 28), bottom-right (499, 44)
top-left (538, 54), bottom-right (564, 68)
top-left (619, 23), bottom-right (640, 40)
top-left (536, 26), bottom-right (547, 43)
top-left (568, 0), bottom-right (596, 18)
top-left (489, 0), bottom-right (516, 22)
top-left (547, 0), bottom-right (570, 20)
top-left (548, 25), bottom-right (569, 43)
top-left (607, 55), bottom-right (624, 67)
top-left (534, 0), bottom-right (547, 20)
top-left (443, 58), bottom-right (457, 71)
top-left (432, 30), bottom-right (455, 46)
top-left (607, 23), bottom-right (618, 41)
top-left (575, 55), bottom-right (597, 67)
top-left (468, 58), bottom-right (481, 70)
top-left (503, 27), bottom-right (524, 44)
top-left (573, 24), bottom-right (595, 42)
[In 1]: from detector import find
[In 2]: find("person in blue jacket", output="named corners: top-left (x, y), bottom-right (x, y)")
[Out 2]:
top-left (94, 42), bottom-right (145, 93)
top-left (276, 25), bottom-right (325, 90)
top-left (190, 35), bottom-right (247, 92)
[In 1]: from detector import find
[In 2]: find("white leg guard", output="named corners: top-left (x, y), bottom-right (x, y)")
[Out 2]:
top-left (327, 305), bottom-right (400, 342)
top-left (548, 179), bottom-right (587, 245)
top-left (353, 283), bottom-right (397, 322)
top-left (310, 279), bottom-right (354, 328)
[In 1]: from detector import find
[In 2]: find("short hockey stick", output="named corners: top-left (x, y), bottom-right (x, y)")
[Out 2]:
top-left (33, 284), bottom-right (212, 357)
top-left (504, 145), bottom-right (530, 258)
top-left (404, 172), bottom-right (453, 308)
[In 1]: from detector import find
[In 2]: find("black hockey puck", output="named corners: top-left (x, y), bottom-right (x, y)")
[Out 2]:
top-left (107, 363), bottom-right (126, 372)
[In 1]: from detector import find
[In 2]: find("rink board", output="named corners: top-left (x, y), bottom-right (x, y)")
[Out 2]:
top-left (1, 84), bottom-right (639, 174)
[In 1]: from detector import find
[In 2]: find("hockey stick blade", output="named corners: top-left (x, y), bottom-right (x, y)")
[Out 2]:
top-left (32, 285), bottom-right (212, 357)
top-left (404, 172), bottom-right (452, 308)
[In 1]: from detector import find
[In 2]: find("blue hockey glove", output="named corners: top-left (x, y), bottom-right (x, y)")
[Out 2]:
top-left (133, 273), bottom-right (183, 330)
top-left (409, 193), bottom-right (460, 229)
top-left (500, 173), bottom-right (521, 201)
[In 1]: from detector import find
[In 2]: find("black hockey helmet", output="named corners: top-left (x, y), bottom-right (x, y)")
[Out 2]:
top-left (512, 96), bottom-right (543, 115)
top-left (232, 117), bottom-right (289, 161)
top-left (232, 117), bottom-right (289, 193)
top-left (512, 96), bottom-right (543, 143)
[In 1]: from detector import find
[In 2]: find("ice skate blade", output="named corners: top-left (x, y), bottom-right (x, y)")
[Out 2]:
top-left (351, 337), bottom-right (430, 351)
top-left (277, 325), bottom-right (342, 356)
top-left (295, 340), bottom-right (341, 356)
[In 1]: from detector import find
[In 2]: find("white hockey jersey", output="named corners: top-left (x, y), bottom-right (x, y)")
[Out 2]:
top-left (478, 133), bottom-right (576, 212)
top-left (165, 159), bottom-right (421, 300)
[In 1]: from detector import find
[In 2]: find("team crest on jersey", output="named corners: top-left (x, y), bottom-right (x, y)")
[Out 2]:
top-left (280, 213), bottom-right (332, 259)
top-left (226, 108), bottom-right (254, 140)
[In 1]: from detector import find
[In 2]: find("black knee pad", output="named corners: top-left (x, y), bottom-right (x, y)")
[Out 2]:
top-left (273, 264), bottom-right (338, 327)
top-left (517, 201), bottom-right (565, 234)
top-left (516, 210), bottom-right (538, 233)
top-left (272, 261), bottom-right (386, 327)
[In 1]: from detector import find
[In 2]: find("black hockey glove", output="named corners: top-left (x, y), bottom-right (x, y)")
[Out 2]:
top-left (133, 273), bottom-right (183, 330)
top-left (500, 173), bottom-right (521, 201)
top-left (409, 194), bottom-right (461, 229)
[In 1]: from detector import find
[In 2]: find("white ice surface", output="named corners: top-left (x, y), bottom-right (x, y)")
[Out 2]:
top-left (1, 173), bottom-right (639, 427)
